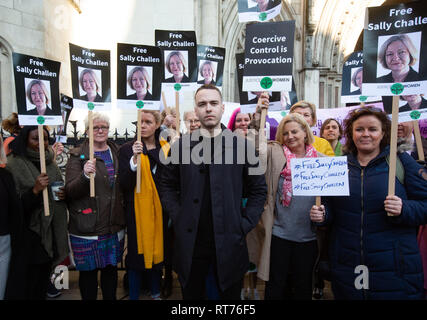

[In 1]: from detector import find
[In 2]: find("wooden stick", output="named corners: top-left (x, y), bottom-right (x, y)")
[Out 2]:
top-left (88, 110), bottom-right (95, 198)
top-left (316, 196), bottom-right (321, 207)
top-left (260, 108), bottom-right (267, 137)
top-left (136, 109), bottom-right (142, 193)
top-left (413, 120), bottom-right (425, 162)
top-left (161, 91), bottom-right (168, 109)
top-left (38, 125), bottom-right (50, 216)
top-left (387, 96), bottom-right (399, 215)
top-left (175, 91), bottom-right (180, 135)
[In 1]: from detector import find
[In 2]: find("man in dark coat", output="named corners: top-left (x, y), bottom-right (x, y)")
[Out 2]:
top-left (159, 84), bottom-right (267, 299)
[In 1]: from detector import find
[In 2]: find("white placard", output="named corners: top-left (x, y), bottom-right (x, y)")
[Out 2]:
top-left (291, 156), bottom-right (349, 196)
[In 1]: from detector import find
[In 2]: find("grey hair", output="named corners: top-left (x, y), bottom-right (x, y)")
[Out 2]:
top-left (84, 112), bottom-right (110, 131)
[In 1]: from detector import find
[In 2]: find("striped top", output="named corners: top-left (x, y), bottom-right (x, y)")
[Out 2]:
top-left (94, 148), bottom-right (114, 187)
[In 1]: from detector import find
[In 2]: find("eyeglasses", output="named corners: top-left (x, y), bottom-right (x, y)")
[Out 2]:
top-left (386, 50), bottom-right (409, 59)
top-left (93, 126), bottom-right (109, 132)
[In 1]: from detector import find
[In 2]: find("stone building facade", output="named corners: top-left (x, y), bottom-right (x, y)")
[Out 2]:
top-left (0, 0), bottom-right (414, 133)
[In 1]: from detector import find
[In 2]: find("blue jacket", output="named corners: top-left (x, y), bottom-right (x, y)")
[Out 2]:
top-left (321, 147), bottom-right (427, 299)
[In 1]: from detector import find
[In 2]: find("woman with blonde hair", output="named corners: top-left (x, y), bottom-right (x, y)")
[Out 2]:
top-left (26, 80), bottom-right (54, 116)
top-left (127, 66), bottom-right (153, 101)
top-left (118, 110), bottom-right (170, 300)
top-left (253, 98), bottom-right (324, 299)
top-left (377, 34), bottom-right (420, 83)
top-left (164, 51), bottom-right (189, 83)
top-left (79, 69), bottom-right (103, 102)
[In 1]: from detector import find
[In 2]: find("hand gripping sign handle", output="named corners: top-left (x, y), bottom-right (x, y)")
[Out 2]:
top-left (38, 125), bottom-right (50, 216)
top-left (387, 96), bottom-right (399, 216)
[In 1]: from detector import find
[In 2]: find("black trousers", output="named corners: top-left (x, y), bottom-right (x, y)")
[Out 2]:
top-left (79, 265), bottom-right (118, 300)
top-left (25, 261), bottom-right (52, 300)
top-left (181, 244), bottom-right (242, 300)
top-left (264, 236), bottom-right (318, 300)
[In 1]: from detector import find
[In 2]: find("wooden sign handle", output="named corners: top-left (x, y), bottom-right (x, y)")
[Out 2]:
top-left (316, 196), bottom-right (321, 207)
top-left (161, 91), bottom-right (168, 109)
top-left (175, 91), bottom-right (180, 136)
top-left (88, 110), bottom-right (95, 198)
top-left (260, 108), bottom-right (267, 137)
top-left (413, 120), bottom-right (425, 162)
top-left (38, 125), bottom-right (50, 216)
top-left (387, 96), bottom-right (399, 215)
top-left (136, 109), bottom-right (142, 193)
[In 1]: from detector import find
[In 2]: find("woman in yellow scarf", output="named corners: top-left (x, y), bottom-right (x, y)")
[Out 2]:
top-left (118, 110), bottom-right (170, 300)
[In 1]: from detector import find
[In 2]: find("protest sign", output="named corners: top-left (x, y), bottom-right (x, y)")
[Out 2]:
top-left (117, 43), bottom-right (162, 110)
top-left (341, 51), bottom-right (381, 104)
top-left (155, 30), bottom-right (197, 88)
top-left (12, 52), bottom-right (62, 126)
top-left (236, 53), bottom-right (293, 114)
top-left (237, 0), bottom-right (282, 23)
top-left (196, 45), bottom-right (226, 88)
top-left (56, 94), bottom-right (74, 142)
top-left (69, 43), bottom-right (111, 111)
top-left (363, 2), bottom-right (427, 96)
top-left (291, 156), bottom-right (349, 196)
top-left (243, 20), bottom-right (295, 93)
top-left (382, 93), bottom-right (427, 123)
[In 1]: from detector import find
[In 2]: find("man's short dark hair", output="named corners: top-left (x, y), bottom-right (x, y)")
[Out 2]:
top-left (194, 84), bottom-right (222, 102)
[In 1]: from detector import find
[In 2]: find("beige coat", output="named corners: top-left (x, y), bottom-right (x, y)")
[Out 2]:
top-left (257, 141), bottom-right (286, 281)
top-left (256, 141), bottom-right (325, 281)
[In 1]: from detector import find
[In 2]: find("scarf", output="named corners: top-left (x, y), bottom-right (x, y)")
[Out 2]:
top-left (134, 139), bottom-right (170, 269)
top-left (6, 147), bottom-right (69, 265)
top-left (280, 144), bottom-right (318, 207)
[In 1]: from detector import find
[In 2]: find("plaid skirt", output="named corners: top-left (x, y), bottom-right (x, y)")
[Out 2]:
top-left (70, 232), bottom-right (124, 271)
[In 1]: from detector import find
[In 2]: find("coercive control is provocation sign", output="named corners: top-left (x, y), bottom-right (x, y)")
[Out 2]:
top-left (243, 20), bottom-right (295, 93)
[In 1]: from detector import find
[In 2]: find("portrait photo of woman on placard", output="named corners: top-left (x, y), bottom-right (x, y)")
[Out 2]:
top-left (399, 94), bottom-right (427, 112)
top-left (163, 51), bottom-right (190, 83)
top-left (25, 78), bottom-right (55, 116)
top-left (240, 0), bottom-right (281, 12)
top-left (377, 32), bottom-right (421, 83)
top-left (79, 68), bottom-right (103, 102)
top-left (126, 66), bottom-right (153, 101)
top-left (197, 60), bottom-right (217, 85)
top-left (351, 67), bottom-right (363, 95)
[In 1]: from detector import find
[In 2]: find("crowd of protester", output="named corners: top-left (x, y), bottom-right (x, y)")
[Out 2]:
top-left (1, 84), bottom-right (427, 300)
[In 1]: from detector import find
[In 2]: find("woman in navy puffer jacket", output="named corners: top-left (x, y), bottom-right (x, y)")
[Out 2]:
top-left (310, 107), bottom-right (427, 299)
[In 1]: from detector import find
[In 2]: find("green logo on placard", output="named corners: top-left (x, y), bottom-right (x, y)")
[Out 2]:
top-left (36, 116), bottom-right (45, 125)
top-left (259, 12), bottom-right (267, 21)
top-left (359, 96), bottom-right (368, 102)
top-left (136, 101), bottom-right (144, 109)
top-left (410, 110), bottom-right (421, 120)
top-left (260, 77), bottom-right (273, 89)
top-left (390, 83), bottom-right (404, 95)
top-left (87, 102), bottom-right (95, 110)
top-left (281, 111), bottom-right (287, 117)
top-left (174, 83), bottom-right (182, 91)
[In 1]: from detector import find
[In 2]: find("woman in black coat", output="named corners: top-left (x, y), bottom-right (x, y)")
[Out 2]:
top-left (118, 110), bottom-right (171, 300)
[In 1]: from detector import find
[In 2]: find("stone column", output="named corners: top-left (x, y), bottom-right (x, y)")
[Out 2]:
top-left (196, 0), bottom-right (221, 46)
